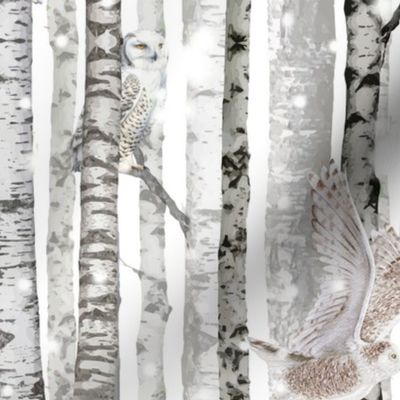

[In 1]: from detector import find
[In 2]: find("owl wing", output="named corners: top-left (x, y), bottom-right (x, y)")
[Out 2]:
top-left (289, 161), bottom-right (376, 358)
top-left (361, 226), bottom-right (400, 342)
top-left (121, 74), bottom-right (152, 124)
top-left (120, 74), bottom-right (153, 159)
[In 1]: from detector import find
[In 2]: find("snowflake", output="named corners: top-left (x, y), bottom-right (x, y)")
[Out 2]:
top-left (1, 386), bottom-right (13, 398)
top-left (19, 97), bottom-right (31, 110)
top-left (17, 278), bottom-right (32, 293)
top-left (55, 35), bottom-right (69, 48)
top-left (292, 95), bottom-right (307, 109)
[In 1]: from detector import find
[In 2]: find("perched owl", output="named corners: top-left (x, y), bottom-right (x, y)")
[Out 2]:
top-left (120, 30), bottom-right (168, 169)
top-left (250, 161), bottom-right (400, 400)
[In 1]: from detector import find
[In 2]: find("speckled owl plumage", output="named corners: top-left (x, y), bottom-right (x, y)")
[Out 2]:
top-left (250, 161), bottom-right (400, 400)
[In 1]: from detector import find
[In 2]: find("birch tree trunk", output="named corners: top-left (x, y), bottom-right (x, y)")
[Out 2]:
top-left (47, 1), bottom-right (79, 398)
top-left (182, 0), bottom-right (225, 398)
top-left (342, 2), bottom-right (393, 399)
top-left (218, 2), bottom-right (251, 399)
top-left (341, 0), bottom-right (384, 234)
top-left (135, 3), bottom-right (170, 399)
top-left (265, 0), bottom-right (335, 345)
top-left (73, 1), bottom-right (121, 398)
top-left (0, 1), bottom-right (45, 398)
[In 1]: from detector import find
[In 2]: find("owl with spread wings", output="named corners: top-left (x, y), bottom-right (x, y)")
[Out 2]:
top-left (250, 161), bottom-right (400, 400)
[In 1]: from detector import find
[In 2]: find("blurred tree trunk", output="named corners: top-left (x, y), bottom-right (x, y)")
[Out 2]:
top-left (182, 0), bottom-right (225, 398)
top-left (0, 1), bottom-right (45, 398)
top-left (73, 0), bottom-right (121, 398)
top-left (265, 0), bottom-right (335, 348)
top-left (218, 1), bottom-right (251, 399)
top-left (47, 1), bottom-right (79, 398)
top-left (135, 2), bottom-right (171, 399)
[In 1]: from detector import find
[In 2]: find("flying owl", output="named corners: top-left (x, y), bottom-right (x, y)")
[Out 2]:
top-left (250, 161), bottom-right (400, 400)
top-left (120, 30), bottom-right (168, 170)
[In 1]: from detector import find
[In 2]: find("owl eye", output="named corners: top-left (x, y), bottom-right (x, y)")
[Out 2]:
top-left (135, 44), bottom-right (147, 50)
top-left (159, 43), bottom-right (164, 49)
top-left (390, 353), bottom-right (398, 360)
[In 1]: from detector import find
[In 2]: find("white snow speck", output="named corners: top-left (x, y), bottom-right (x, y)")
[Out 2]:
top-left (93, 272), bottom-right (107, 284)
top-left (48, 338), bottom-right (60, 354)
top-left (1, 385), bottom-right (13, 398)
top-left (19, 97), bottom-right (31, 109)
top-left (330, 279), bottom-right (347, 292)
top-left (281, 12), bottom-right (295, 29)
top-left (55, 35), bottom-right (69, 48)
top-left (17, 278), bottom-right (32, 293)
top-left (292, 95), bottom-right (307, 109)
top-left (328, 40), bottom-right (337, 53)
top-left (239, 340), bottom-right (250, 352)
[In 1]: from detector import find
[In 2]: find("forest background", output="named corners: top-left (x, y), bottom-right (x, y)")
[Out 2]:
top-left (28, 0), bottom-right (400, 398)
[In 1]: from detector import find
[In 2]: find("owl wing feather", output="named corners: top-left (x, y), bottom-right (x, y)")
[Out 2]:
top-left (361, 226), bottom-right (400, 342)
top-left (119, 74), bottom-right (153, 159)
top-left (289, 161), bottom-right (376, 357)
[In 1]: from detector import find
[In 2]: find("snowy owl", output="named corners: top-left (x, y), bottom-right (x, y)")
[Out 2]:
top-left (120, 30), bottom-right (168, 170)
top-left (250, 161), bottom-right (400, 400)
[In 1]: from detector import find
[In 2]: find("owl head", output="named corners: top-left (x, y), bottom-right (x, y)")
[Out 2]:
top-left (122, 30), bottom-right (168, 71)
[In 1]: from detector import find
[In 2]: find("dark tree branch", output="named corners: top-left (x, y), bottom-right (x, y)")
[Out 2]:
top-left (120, 163), bottom-right (190, 237)
top-left (382, 4), bottom-right (400, 44)
top-left (73, 125), bottom-right (190, 237)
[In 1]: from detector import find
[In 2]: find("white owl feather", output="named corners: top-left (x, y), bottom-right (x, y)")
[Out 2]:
top-left (250, 161), bottom-right (400, 400)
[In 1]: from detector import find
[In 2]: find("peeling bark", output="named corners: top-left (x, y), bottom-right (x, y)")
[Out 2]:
top-left (47, 1), bottom-right (79, 398)
top-left (218, 2), bottom-right (251, 399)
top-left (0, 1), bottom-right (45, 398)
top-left (182, 0), bottom-right (226, 399)
top-left (135, 3), bottom-right (170, 399)
top-left (265, 0), bottom-right (335, 346)
top-left (73, 0), bottom-right (121, 398)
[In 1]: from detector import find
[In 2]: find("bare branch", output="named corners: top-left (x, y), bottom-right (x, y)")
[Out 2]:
top-left (119, 163), bottom-right (190, 237)
top-left (382, 4), bottom-right (400, 44)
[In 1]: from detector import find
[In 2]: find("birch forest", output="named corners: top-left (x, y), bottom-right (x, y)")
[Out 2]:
top-left (2, 0), bottom-right (400, 399)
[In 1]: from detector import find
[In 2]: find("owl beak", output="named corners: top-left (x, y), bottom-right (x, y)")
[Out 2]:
top-left (152, 53), bottom-right (158, 62)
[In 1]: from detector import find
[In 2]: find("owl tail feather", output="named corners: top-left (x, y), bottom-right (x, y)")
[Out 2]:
top-left (249, 337), bottom-right (312, 369)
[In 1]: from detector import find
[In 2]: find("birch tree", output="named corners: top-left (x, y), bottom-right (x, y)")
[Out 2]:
top-left (265, 0), bottom-right (335, 344)
top-left (342, 2), bottom-right (400, 399)
top-left (181, 1), bottom-right (225, 399)
top-left (135, 2), bottom-right (171, 399)
top-left (0, 1), bottom-right (45, 398)
top-left (73, 0), bottom-right (121, 398)
top-left (218, 2), bottom-right (251, 399)
top-left (47, 1), bottom-right (79, 398)
top-left (341, 0), bottom-right (387, 234)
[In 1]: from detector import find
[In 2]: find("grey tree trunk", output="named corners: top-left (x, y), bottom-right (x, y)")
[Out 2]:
top-left (265, 0), bottom-right (335, 346)
top-left (135, 3), bottom-right (170, 400)
top-left (342, 2), bottom-right (395, 399)
top-left (73, 1), bottom-right (121, 398)
top-left (218, 1), bottom-right (251, 399)
top-left (182, 1), bottom-right (226, 399)
top-left (47, 1), bottom-right (79, 398)
top-left (0, 1), bottom-right (45, 398)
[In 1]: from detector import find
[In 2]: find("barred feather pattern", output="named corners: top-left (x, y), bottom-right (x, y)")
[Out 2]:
top-left (119, 74), bottom-right (152, 159)
top-left (361, 226), bottom-right (400, 342)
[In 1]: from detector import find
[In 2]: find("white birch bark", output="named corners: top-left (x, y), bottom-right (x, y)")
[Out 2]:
top-left (135, 3), bottom-right (170, 399)
top-left (73, 0), bottom-right (121, 398)
top-left (343, 2), bottom-right (395, 399)
top-left (265, 0), bottom-right (335, 344)
top-left (0, 1), bottom-right (45, 398)
top-left (218, 2), bottom-right (251, 399)
top-left (341, 0), bottom-right (384, 234)
top-left (47, 1), bottom-right (79, 398)
top-left (182, 0), bottom-right (226, 398)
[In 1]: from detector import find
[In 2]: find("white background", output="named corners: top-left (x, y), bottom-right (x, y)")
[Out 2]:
top-left (31, 0), bottom-right (400, 398)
